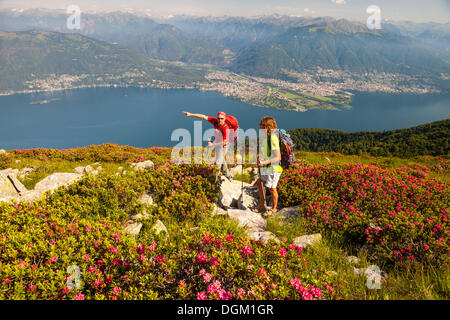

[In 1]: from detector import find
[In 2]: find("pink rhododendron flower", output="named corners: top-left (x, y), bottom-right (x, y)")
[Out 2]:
top-left (112, 287), bottom-right (121, 295)
top-left (109, 246), bottom-right (119, 254)
top-left (203, 273), bottom-right (212, 283)
top-left (278, 248), bottom-right (287, 257)
top-left (237, 288), bottom-right (246, 297)
top-left (148, 241), bottom-right (157, 251)
top-left (74, 293), bottom-right (84, 300)
top-left (196, 252), bottom-right (208, 264)
top-left (210, 257), bottom-right (218, 266)
top-left (88, 265), bottom-right (96, 273)
top-left (242, 246), bottom-right (253, 255)
top-left (28, 284), bottom-right (36, 291)
top-left (196, 291), bottom-right (207, 300)
top-left (18, 261), bottom-right (26, 268)
top-left (94, 279), bottom-right (103, 287)
top-left (83, 254), bottom-right (89, 261)
top-left (50, 257), bottom-right (58, 263)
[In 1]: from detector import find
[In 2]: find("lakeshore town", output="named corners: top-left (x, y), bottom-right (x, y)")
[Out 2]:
top-left (0, 66), bottom-right (444, 111)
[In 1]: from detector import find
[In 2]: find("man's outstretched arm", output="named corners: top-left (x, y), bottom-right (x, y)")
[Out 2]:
top-left (183, 111), bottom-right (208, 121)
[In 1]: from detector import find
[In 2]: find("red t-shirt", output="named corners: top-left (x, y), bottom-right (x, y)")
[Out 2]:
top-left (207, 116), bottom-right (230, 146)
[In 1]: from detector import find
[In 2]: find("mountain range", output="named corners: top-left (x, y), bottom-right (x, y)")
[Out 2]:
top-left (0, 9), bottom-right (449, 93)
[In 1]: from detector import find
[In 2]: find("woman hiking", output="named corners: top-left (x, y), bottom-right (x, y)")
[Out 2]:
top-left (183, 111), bottom-right (233, 179)
top-left (253, 116), bottom-right (283, 218)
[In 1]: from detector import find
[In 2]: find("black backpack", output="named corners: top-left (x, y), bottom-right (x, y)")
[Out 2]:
top-left (267, 129), bottom-right (295, 169)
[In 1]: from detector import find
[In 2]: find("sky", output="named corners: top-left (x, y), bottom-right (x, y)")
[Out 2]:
top-left (0, 0), bottom-right (449, 23)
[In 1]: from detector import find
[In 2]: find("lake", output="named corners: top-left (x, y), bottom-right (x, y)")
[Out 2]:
top-left (0, 87), bottom-right (449, 150)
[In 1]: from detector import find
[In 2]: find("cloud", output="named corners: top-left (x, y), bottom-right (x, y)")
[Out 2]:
top-left (331, 0), bottom-right (346, 4)
top-left (304, 8), bottom-right (310, 13)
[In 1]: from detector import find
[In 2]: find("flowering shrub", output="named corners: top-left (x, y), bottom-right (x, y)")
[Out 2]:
top-left (0, 202), bottom-right (334, 299)
top-left (1, 143), bottom-right (172, 169)
top-left (278, 163), bottom-right (449, 266)
top-left (112, 232), bottom-right (335, 300)
top-left (148, 163), bottom-right (220, 221)
top-left (0, 159), bottom-right (223, 299)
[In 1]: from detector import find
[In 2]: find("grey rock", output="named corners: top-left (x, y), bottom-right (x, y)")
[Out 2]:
top-left (247, 230), bottom-right (280, 244)
top-left (34, 173), bottom-right (83, 192)
top-left (353, 267), bottom-right (387, 283)
top-left (212, 203), bottom-right (227, 216)
top-left (227, 208), bottom-right (266, 231)
top-left (0, 173), bottom-right (19, 198)
top-left (0, 168), bottom-right (19, 177)
top-left (132, 209), bottom-right (151, 220)
top-left (124, 222), bottom-right (143, 236)
top-left (84, 165), bottom-right (95, 174)
top-left (131, 160), bottom-right (154, 171)
top-left (7, 174), bottom-right (28, 194)
top-left (293, 233), bottom-right (322, 248)
top-left (74, 166), bottom-right (85, 174)
top-left (273, 205), bottom-right (302, 220)
top-left (219, 178), bottom-right (254, 208)
top-left (151, 219), bottom-right (169, 239)
top-left (138, 192), bottom-right (156, 207)
top-left (326, 271), bottom-right (338, 277)
top-left (346, 256), bottom-right (360, 264)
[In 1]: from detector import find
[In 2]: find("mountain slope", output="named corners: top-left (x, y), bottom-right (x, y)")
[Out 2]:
top-left (230, 20), bottom-right (450, 78)
top-left (0, 9), bottom-right (227, 65)
top-left (288, 118), bottom-right (450, 158)
top-left (0, 30), bottom-right (206, 92)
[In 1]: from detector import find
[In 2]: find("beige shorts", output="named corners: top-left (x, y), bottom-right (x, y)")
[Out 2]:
top-left (260, 171), bottom-right (282, 189)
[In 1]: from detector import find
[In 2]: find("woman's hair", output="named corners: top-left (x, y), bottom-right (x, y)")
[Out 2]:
top-left (260, 116), bottom-right (278, 136)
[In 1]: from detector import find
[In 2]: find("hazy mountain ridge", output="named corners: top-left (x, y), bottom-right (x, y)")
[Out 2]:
top-left (0, 29), bottom-right (207, 92)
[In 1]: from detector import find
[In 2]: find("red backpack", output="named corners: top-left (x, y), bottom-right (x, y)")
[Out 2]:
top-left (219, 115), bottom-right (239, 143)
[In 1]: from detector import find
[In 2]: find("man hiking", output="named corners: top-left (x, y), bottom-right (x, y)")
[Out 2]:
top-left (183, 111), bottom-right (233, 179)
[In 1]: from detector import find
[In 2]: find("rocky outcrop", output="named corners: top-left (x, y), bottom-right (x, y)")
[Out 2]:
top-left (138, 192), bottom-right (156, 207)
top-left (346, 256), bottom-right (360, 264)
top-left (293, 233), bottom-right (322, 249)
top-left (151, 219), bottom-right (169, 239)
top-left (131, 160), bottom-right (154, 171)
top-left (227, 208), bottom-right (266, 231)
top-left (0, 171), bottom-right (83, 204)
top-left (123, 222), bottom-right (143, 236)
top-left (273, 205), bottom-right (302, 220)
top-left (0, 173), bottom-right (18, 198)
top-left (219, 177), bottom-right (258, 209)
